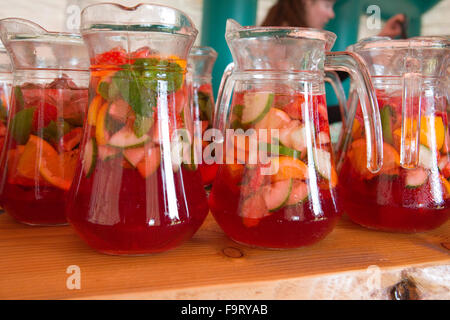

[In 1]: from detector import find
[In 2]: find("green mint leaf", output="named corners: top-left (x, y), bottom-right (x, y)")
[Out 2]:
top-left (197, 91), bottom-right (213, 123)
top-left (38, 120), bottom-right (71, 144)
top-left (14, 87), bottom-right (25, 109)
top-left (133, 115), bottom-right (154, 138)
top-left (10, 107), bottom-right (35, 144)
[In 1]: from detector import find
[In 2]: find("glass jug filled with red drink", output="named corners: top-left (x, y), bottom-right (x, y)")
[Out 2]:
top-left (338, 37), bottom-right (450, 232)
top-left (66, 3), bottom-right (209, 255)
top-left (0, 19), bottom-right (89, 225)
top-left (208, 20), bottom-right (383, 249)
top-left (0, 42), bottom-right (12, 155)
top-left (188, 46), bottom-right (218, 187)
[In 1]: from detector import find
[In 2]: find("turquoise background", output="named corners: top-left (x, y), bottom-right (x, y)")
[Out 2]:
top-left (200, 0), bottom-right (443, 107)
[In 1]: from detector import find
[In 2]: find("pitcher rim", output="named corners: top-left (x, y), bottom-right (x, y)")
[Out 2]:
top-left (352, 36), bottom-right (449, 51)
top-left (189, 46), bottom-right (218, 58)
top-left (225, 23), bottom-right (336, 49)
top-left (80, 2), bottom-right (198, 37)
top-left (0, 17), bottom-right (83, 40)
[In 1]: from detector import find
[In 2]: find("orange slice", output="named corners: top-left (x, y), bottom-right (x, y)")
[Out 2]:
top-left (95, 103), bottom-right (109, 145)
top-left (39, 150), bottom-right (76, 191)
top-left (440, 175), bottom-right (450, 199)
top-left (88, 95), bottom-right (103, 126)
top-left (393, 116), bottom-right (445, 151)
top-left (16, 135), bottom-right (72, 190)
top-left (319, 165), bottom-right (338, 189)
top-left (421, 115), bottom-right (444, 150)
top-left (16, 135), bottom-right (56, 180)
top-left (271, 156), bottom-right (308, 182)
top-left (349, 139), bottom-right (400, 178)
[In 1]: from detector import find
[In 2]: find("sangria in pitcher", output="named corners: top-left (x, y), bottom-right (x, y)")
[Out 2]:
top-left (339, 37), bottom-right (450, 232)
top-left (66, 3), bottom-right (209, 255)
top-left (209, 20), bottom-right (383, 248)
top-left (0, 19), bottom-right (89, 225)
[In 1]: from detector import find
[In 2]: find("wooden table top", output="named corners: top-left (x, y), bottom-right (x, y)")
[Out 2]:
top-left (0, 212), bottom-right (448, 300)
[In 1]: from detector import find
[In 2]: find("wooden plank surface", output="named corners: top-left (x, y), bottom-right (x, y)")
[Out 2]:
top-left (0, 212), bottom-right (448, 300)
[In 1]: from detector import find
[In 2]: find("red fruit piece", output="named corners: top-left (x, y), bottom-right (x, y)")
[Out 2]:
top-left (241, 192), bottom-right (268, 228)
top-left (240, 164), bottom-right (271, 198)
top-left (278, 93), bottom-right (305, 120)
top-left (93, 48), bottom-right (129, 66)
top-left (168, 85), bottom-right (187, 115)
top-left (312, 97), bottom-right (329, 133)
top-left (32, 102), bottom-right (58, 131)
top-left (60, 127), bottom-right (83, 152)
top-left (130, 47), bottom-right (152, 59)
top-left (198, 83), bottom-right (213, 95)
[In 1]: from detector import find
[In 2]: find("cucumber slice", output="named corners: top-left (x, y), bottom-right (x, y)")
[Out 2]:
top-left (260, 142), bottom-right (301, 160)
top-left (418, 144), bottom-right (433, 170)
top-left (108, 126), bottom-right (150, 149)
top-left (317, 131), bottom-right (331, 145)
top-left (241, 92), bottom-right (274, 125)
top-left (123, 147), bottom-right (145, 167)
top-left (290, 126), bottom-right (307, 153)
top-left (314, 148), bottom-right (333, 181)
top-left (232, 104), bottom-right (244, 118)
top-left (98, 145), bottom-right (121, 161)
top-left (263, 179), bottom-right (292, 212)
top-left (286, 180), bottom-right (308, 206)
top-left (83, 138), bottom-right (97, 178)
top-left (279, 120), bottom-right (300, 148)
top-left (405, 167), bottom-right (428, 188)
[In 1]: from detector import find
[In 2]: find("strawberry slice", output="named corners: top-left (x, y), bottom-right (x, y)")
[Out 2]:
top-left (60, 127), bottom-right (83, 152)
top-left (32, 102), bottom-right (58, 131)
top-left (278, 93), bottom-right (305, 120)
top-left (93, 48), bottom-right (129, 66)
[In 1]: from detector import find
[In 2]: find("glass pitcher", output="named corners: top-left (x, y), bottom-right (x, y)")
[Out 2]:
top-left (66, 3), bottom-right (209, 255)
top-left (0, 42), bottom-right (12, 157)
top-left (0, 18), bottom-right (89, 225)
top-left (209, 20), bottom-right (383, 249)
top-left (338, 37), bottom-right (450, 232)
top-left (187, 46), bottom-right (218, 187)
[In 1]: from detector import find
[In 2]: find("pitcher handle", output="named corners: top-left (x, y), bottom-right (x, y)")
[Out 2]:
top-left (214, 62), bottom-right (235, 134)
top-left (325, 51), bottom-right (383, 173)
top-left (324, 71), bottom-right (348, 122)
top-left (400, 72), bottom-right (422, 168)
top-left (334, 83), bottom-right (359, 171)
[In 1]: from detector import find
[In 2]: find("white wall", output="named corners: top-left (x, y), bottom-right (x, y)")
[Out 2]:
top-left (421, 0), bottom-right (450, 36)
top-left (0, 0), bottom-right (67, 31)
top-left (0, 0), bottom-right (447, 42)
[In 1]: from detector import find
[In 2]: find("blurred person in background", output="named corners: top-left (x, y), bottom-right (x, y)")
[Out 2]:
top-left (261, 0), bottom-right (407, 122)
